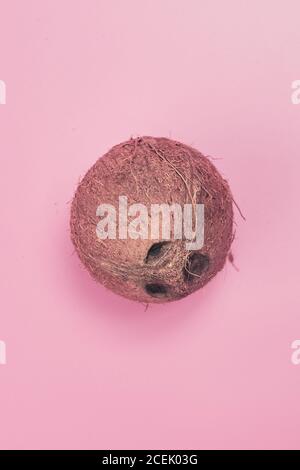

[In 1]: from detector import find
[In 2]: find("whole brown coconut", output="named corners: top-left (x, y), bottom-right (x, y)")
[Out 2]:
top-left (70, 137), bottom-right (234, 303)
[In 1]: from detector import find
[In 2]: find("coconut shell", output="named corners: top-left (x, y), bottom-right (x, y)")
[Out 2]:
top-left (70, 136), bottom-right (234, 303)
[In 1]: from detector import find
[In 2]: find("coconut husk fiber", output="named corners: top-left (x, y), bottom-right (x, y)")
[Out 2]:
top-left (70, 136), bottom-right (235, 303)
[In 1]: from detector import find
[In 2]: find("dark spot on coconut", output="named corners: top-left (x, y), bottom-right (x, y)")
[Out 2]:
top-left (145, 241), bottom-right (170, 262)
top-left (145, 283), bottom-right (168, 297)
top-left (184, 253), bottom-right (210, 282)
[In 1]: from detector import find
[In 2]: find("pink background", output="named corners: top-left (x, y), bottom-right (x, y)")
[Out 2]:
top-left (0, 0), bottom-right (300, 450)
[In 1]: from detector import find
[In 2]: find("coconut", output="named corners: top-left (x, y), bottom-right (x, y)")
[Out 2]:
top-left (70, 136), bottom-right (235, 303)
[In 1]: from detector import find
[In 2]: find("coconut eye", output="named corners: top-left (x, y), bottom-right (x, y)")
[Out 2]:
top-left (184, 253), bottom-right (209, 282)
top-left (145, 283), bottom-right (168, 297)
top-left (145, 242), bottom-right (170, 262)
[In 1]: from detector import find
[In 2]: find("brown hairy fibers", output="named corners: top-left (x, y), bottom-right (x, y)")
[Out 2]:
top-left (70, 136), bottom-right (235, 303)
